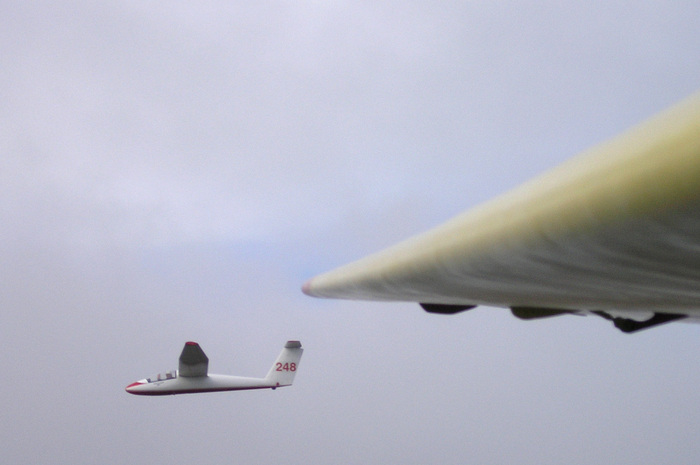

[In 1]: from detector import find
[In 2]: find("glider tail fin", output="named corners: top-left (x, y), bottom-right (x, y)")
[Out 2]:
top-left (265, 341), bottom-right (303, 388)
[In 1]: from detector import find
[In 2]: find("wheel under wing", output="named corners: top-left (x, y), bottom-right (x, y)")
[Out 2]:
top-left (303, 92), bottom-right (700, 333)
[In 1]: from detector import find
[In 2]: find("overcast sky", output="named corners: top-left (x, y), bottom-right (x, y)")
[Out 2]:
top-left (3, 2), bottom-right (700, 464)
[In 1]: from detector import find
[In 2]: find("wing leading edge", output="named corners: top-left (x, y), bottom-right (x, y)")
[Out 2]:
top-left (303, 92), bottom-right (700, 332)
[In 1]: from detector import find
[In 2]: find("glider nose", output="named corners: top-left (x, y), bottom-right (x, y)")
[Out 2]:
top-left (125, 381), bottom-right (144, 394)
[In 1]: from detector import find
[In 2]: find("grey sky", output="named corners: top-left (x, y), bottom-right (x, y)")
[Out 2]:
top-left (2, 2), bottom-right (700, 464)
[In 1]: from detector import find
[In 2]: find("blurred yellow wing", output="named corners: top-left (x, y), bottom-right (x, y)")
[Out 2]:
top-left (304, 92), bottom-right (700, 332)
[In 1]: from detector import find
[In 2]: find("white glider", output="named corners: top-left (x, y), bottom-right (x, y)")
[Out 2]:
top-left (126, 341), bottom-right (303, 395)
top-left (303, 92), bottom-right (700, 333)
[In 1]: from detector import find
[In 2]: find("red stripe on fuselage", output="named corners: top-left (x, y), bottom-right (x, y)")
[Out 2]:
top-left (126, 385), bottom-right (289, 396)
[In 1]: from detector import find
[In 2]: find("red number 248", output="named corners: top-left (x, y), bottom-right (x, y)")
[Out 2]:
top-left (275, 362), bottom-right (296, 372)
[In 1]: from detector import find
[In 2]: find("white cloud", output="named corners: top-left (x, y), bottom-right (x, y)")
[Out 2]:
top-left (2, 2), bottom-right (700, 463)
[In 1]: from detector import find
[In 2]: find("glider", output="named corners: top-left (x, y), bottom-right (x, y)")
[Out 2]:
top-left (303, 92), bottom-right (700, 333)
top-left (125, 341), bottom-right (303, 395)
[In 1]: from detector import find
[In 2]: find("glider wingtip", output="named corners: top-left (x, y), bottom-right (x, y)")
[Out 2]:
top-left (301, 278), bottom-right (314, 296)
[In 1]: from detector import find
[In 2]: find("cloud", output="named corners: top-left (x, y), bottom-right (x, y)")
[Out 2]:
top-left (3, 2), bottom-right (700, 464)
